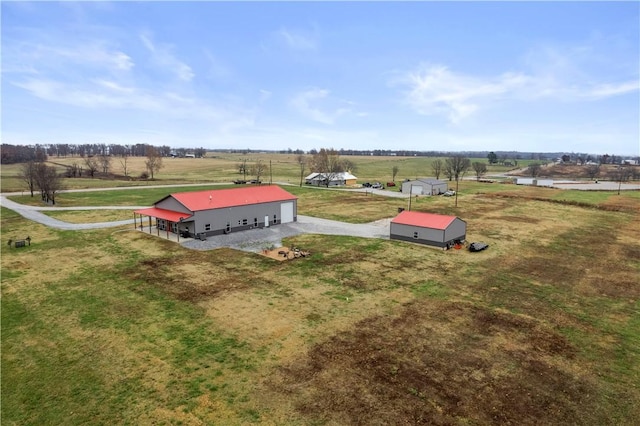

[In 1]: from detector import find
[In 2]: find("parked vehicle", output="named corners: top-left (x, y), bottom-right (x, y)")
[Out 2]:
top-left (386, 182), bottom-right (396, 187)
top-left (233, 180), bottom-right (247, 184)
top-left (443, 190), bottom-right (456, 196)
top-left (362, 182), bottom-right (372, 188)
top-left (371, 182), bottom-right (383, 189)
top-left (249, 179), bottom-right (262, 184)
top-left (468, 242), bottom-right (489, 252)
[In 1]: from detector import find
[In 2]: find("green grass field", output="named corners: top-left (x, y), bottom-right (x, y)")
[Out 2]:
top-left (2, 158), bottom-right (640, 425)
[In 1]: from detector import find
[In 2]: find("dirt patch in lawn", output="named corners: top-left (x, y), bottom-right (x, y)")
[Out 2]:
top-left (264, 299), bottom-right (601, 425)
top-left (258, 246), bottom-right (314, 262)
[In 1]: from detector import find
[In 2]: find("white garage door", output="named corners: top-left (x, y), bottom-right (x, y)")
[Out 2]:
top-left (280, 202), bottom-right (294, 223)
top-left (411, 185), bottom-right (423, 195)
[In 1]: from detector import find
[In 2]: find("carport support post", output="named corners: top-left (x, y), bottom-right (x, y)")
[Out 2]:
top-left (133, 213), bottom-right (137, 229)
top-left (157, 220), bottom-right (159, 236)
top-left (148, 216), bottom-right (152, 234)
top-left (166, 223), bottom-right (169, 240)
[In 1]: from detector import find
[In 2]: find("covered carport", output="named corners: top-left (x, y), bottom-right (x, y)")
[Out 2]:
top-left (134, 207), bottom-right (193, 242)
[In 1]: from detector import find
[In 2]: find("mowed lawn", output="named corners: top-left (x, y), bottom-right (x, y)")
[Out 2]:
top-left (2, 186), bottom-right (640, 424)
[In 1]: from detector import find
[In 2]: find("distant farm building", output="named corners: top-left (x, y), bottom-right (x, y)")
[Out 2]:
top-left (134, 186), bottom-right (297, 239)
top-left (516, 178), bottom-right (554, 187)
top-left (390, 211), bottom-right (467, 248)
top-left (305, 172), bottom-right (358, 186)
top-left (401, 178), bottom-right (448, 195)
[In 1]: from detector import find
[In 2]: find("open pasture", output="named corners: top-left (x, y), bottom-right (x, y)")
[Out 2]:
top-left (1, 153), bottom-right (522, 192)
top-left (2, 174), bottom-right (639, 425)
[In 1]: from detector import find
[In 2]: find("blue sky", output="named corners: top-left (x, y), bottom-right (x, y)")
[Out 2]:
top-left (2, 1), bottom-right (639, 155)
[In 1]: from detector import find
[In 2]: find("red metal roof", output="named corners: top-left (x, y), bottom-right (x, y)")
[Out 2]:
top-left (391, 211), bottom-right (458, 230)
top-left (134, 207), bottom-right (192, 222)
top-left (169, 185), bottom-right (297, 211)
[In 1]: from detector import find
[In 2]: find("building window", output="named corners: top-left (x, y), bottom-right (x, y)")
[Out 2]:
top-left (226, 223), bottom-right (230, 232)
top-left (413, 232), bottom-right (419, 239)
top-left (254, 218), bottom-right (258, 226)
top-left (242, 219), bottom-right (248, 226)
top-left (273, 214), bottom-right (277, 223)
top-left (205, 224), bottom-right (211, 231)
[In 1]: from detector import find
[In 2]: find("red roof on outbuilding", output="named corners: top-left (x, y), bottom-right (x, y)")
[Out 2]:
top-left (169, 185), bottom-right (297, 211)
top-left (135, 207), bottom-right (192, 222)
top-left (391, 211), bottom-right (458, 230)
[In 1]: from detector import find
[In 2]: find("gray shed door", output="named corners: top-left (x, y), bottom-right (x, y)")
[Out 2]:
top-left (280, 202), bottom-right (294, 223)
top-left (411, 185), bottom-right (423, 195)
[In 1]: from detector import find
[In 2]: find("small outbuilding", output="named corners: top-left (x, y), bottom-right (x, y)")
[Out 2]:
top-left (401, 178), bottom-right (448, 195)
top-left (134, 185), bottom-right (297, 239)
top-left (390, 210), bottom-right (467, 248)
top-left (305, 172), bottom-right (358, 186)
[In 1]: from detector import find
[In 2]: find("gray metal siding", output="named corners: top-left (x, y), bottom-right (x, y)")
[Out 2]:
top-left (192, 200), bottom-right (297, 235)
top-left (156, 197), bottom-right (191, 214)
top-left (390, 222), bottom-right (444, 244)
top-left (443, 218), bottom-right (467, 242)
top-left (390, 218), bottom-right (466, 247)
top-left (401, 180), bottom-right (447, 195)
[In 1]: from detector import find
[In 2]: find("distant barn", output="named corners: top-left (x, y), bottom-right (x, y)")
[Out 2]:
top-left (401, 178), bottom-right (448, 195)
top-left (305, 172), bottom-right (358, 186)
top-left (390, 211), bottom-right (466, 248)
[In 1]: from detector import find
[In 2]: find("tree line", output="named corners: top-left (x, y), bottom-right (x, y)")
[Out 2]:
top-left (0, 143), bottom-right (207, 165)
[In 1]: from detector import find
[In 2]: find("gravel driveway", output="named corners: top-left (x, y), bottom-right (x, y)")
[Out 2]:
top-left (1, 191), bottom-right (392, 251)
top-left (182, 215), bottom-right (391, 252)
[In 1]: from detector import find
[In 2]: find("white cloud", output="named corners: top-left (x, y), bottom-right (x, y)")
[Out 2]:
top-left (395, 60), bottom-right (639, 123)
top-left (11, 77), bottom-right (243, 123)
top-left (3, 39), bottom-right (134, 74)
top-left (259, 89), bottom-right (272, 102)
top-left (139, 32), bottom-right (194, 81)
top-left (290, 88), bottom-right (350, 125)
top-left (397, 65), bottom-right (528, 123)
top-left (277, 28), bottom-right (317, 50)
top-left (584, 81), bottom-right (639, 99)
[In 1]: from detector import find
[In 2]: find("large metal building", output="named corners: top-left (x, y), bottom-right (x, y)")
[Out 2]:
top-left (134, 186), bottom-right (297, 239)
top-left (401, 178), bottom-right (448, 195)
top-left (390, 210), bottom-right (466, 248)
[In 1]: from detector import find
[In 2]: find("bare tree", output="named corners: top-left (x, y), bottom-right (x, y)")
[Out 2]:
top-left (585, 164), bottom-right (600, 180)
top-left (250, 160), bottom-right (267, 182)
top-left (118, 154), bottom-right (130, 178)
top-left (309, 148), bottom-right (345, 187)
top-left (296, 154), bottom-right (307, 187)
top-left (528, 163), bottom-right (542, 177)
top-left (145, 146), bottom-right (164, 180)
top-left (34, 163), bottom-right (64, 204)
top-left (237, 159), bottom-right (248, 180)
top-left (610, 166), bottom-right (633, 195)
top-left (84, 156), bottom-right (99, 178)
top-left (431, 159), bottom-right (443, 180)
top-left (20, 161), bottom-right (37, 197)
top-left (472, 161), bottom-right (488, 181)
top-left (342, 158), bottom-right (358, 174)
top-left (445, 155), bottom-right (471, 207)
top-left (392, 165), bottom-right (399, 182)
top-left (98, 154), bottom-right (111, 174)
top-left (65, 163), bottom-right (82, 178)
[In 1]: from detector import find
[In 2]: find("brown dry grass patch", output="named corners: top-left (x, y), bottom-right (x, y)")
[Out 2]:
top-left (265, 300), bottom-right (599, 426)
